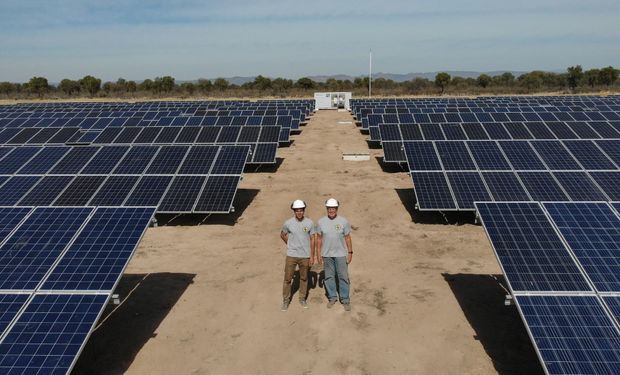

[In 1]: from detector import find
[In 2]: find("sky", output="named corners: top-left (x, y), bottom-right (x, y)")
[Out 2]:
top-left (0, 0), bottom-right (619, 82)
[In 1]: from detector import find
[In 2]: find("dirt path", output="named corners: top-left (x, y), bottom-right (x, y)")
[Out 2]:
top-left (76, 110), bottom-right (542, 374)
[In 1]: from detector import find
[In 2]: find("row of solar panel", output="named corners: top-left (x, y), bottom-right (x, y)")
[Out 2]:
top-left (0, 206), bottom-right (155, 374)
top-left (0, 114), bottom-right (297, 130)
top-left (0, 174), bottom-right (241, 213)
top-left (376, 120), bottom-right (620, 145)
top-left (0, 103), bottom-right (314, 114)
top-left (402, 140), bottom-right (620, 171)
top-left (411, 170), bottom-right (618, 210)
top-left (0, 145), bottom-right (251, 175)
top-left (477, 202), bottom-right (620, 375)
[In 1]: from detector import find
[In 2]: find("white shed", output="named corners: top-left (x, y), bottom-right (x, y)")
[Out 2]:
top-left (314, 92), bottom-right (352, 111)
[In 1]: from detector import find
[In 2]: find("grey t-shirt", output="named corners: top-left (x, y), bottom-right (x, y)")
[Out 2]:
top-left (316, 215), bottom-right (351, 257)
top-left (281, 217), bottom-right (315, 258)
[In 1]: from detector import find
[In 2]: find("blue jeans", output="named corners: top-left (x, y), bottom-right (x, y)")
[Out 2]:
top-left (323, 257), bottom-right (350, 304)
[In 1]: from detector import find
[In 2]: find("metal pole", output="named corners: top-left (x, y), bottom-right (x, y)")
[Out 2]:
top-left (369, 49), bottom-right (372, 97)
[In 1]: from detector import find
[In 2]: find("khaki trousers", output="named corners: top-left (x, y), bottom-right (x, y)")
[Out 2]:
top-left (283, 256), bottom-right (310, 302)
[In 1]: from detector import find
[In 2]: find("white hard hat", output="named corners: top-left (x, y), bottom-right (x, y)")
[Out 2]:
top-left (291, 199), bottom-right (306, 209)
top-left (325, 198), bottom-right (339, 208)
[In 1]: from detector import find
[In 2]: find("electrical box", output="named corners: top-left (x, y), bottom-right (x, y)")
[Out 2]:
top-left (314, 92), bottom-right (352, 111)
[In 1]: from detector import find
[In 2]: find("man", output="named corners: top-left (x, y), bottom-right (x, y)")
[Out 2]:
top-left (316, 198), bottom-right (353, 311)
top-left (280, 199), bottom-right (316, 311)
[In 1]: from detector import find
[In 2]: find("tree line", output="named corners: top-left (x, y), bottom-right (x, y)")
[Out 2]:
top-left (0, 65), bottom-right (618, 100)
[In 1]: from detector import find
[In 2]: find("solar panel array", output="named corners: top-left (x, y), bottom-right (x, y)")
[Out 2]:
top-left (0, 206), bottom-right (154, 374)
top-left (477, 201), bottom-right (620, 375)
top-left (0, 144), bottom-right (250, 213)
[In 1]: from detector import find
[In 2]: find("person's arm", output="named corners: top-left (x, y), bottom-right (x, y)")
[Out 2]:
top-left (309, 234), bottom-right (316, 265)
top-left (316, 234), bottom-right (323, 264)
top-left (280, 232), bottom-right (288, 244)
top-left (345, 234), bottom-right (353, 264)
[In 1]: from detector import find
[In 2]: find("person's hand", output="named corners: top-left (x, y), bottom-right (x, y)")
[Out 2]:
top-left (347, 254), bottom-right (352, 264)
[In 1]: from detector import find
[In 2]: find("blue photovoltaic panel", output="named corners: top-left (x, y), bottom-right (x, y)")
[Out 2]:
top-left (499, 141), bottom-right (546, 170)
top-left (18, 175), bottom-right (74, 206)
top-left (0, 147), bottom-right (40, 174)
top-left (50, 147), bottom-right (99, 174)
top-left (194, 175), bottom-right (241, 213)
top-left (552, 172), bottom-right (608, 201)
top-left (134, 127), bottom-right (162, 143)
top-left (16, 147), bottom-right (69, 175)
top-left (518, 172), bottom-right (570, 201)
top-left (124, 175), bottom-right (172, 206)
top-left (481, 172), bottom-right (531, 201)
top-left (81, 146), bottom-right (129, 174)
top-left (544, 202), bottom-right (620, 292)
top-left (563, 140), bottom-right (617, 170)
top-left (252, 143), bottom-right (277, 164)
top-left (435, 142), bottom-right (476, 170)
top-left (476, 202), bottom-right (591, 292)
top-left (0, 294), bottom-right (29, 336)
top-left (0, 207), bottom-right (93, 290)
top-left (515, 295), bottom-right (620, 375)
top-left (411, 172), bottom-right (456, 210)
top-left (0, 207), bottom-right (32, 243)
top-left (461, 123), bottom-right (489, 140)
top-left (158, 176), bottom-right (207, 213)
top-left (145, 145), bottom-right (188, 174)
top-left (382, 142), bottom-right (406, 163)
top-left (210, 145), bottom-right (249, 174)
top-left (419, 123), bottom-right (444, 140)
top-left (178, 146), bottom-right (218, 174)
top-left (54, 175), bottom-right (106, 206)
top-left (530, 141), bottom-right (581, 170)
top-left (466, 141), bottom-right (511, 170)
top-left (42, 207), bottom-right (155, 291)
top-left (0, 176), bottom-right (41, 205)
top-left (400, 124), bottom-right (423, 141)
top-left (0, 147), bottom-right (14, 160)
top-left (441, 124), bottom-right (467, 140)
top-left (446, 172), bottom-right (491, 210)
top-left (379, 124), bottom-right (401, 141)
top-left (113, 146), bottom-right (158, 174)
top-left (0, 294), bottom-right (108, 375)
top-left (88, 176), bottom-right (139, 206)
top-left (603, 296), bottom-right (620, 329)
top-left (589, 172), bottom-right (620, 200)
top-left (596, 140), bottom-right (620, 166)
top-left (403, 142), bottom-right (442, 171)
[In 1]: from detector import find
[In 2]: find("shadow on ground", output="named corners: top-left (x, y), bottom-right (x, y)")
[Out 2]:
top-left (443, 273), bottom-right (543, 375)
top-left (156, 188), bottom-right (259, 226)
top-left (395, 188), bottom-right (477, 225)
top-left (73, 273), bottom-right (195, 375)
top-left (244, 158), bottom-right (284, 173)
top-left (375, 156), bottom-right (409, 173)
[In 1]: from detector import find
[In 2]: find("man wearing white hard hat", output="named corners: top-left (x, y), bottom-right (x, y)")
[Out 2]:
top-left (280, 199), bottom-right (316, 311)
top-left (316, 198), bottom-right (353, 311)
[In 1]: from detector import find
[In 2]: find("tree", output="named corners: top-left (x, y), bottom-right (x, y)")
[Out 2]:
top-left (253, 75), bottom-right (272, 91)
top-left (28, 76), bottom-right (49, 97)
top-left (196, 79), bottom-right (212, 94)
top-left (584, 69), bottom-right (600, 87)
top-left (102, 81), bottom-right (114, 94)
top-left (295, 77), bottom-right (316, 90)
top-left (518, 72), bottom-right (544, 91)
top-left (58, 79), bottom-right (80, 96)
top-left (79, 75), bottom-right (101, 96)
top-left (599, 66), bottom-right (619, 86)
top-left (477, 74), bottom-right (492, 88)
top-left (271, 77), bottom-right (293, 94)
top-left (139, 79), bottom-right (153, 92)
top-left (0, 82), bottom-right (18, 97)
top-left (126, 81), bottom-right (137, 95)
top-left (160, 76), bottom-right (175, 93)
top-left (180, 82), bottom-right (196, 95)
top-left (213, 78), bottom-right (229, 91)
top-left (566, 65), bottom-right (583, 90)
top-left (434, 72), bottom-right (451, 94)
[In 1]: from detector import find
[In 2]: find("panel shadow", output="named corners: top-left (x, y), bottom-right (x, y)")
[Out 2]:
top-left (442, 273), bottom-right (543, 375)
top-left (73, 272), bottom-right (196, 375)
top-left (395, 188), bottom-right (476, 225)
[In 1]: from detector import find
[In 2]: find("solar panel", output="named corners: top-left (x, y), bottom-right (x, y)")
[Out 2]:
top-left (50, 147), bottom-right (99, 174)
top-left (0, 207), bottom-right (32, 243)
top-left (252, 143), bottom-right (277, 164)
top-left (194, 175), bottom-right (241, 213)
top-left (530, 141), bottom-right (581, 170)
top-left (445, 172), bottom-right (491, 210)
top-left (411, 172), bottom-right (456, 210)
top-left (517, 172), bottom-right (570, 201)
top-left (210, 145), bottom-right (250, 174)
top-left (475, 202), bottom-right (591, 292)
top-left (544, 202), bottom-right (620, 292)
top-left (112, 146), bottom-right (159, 174)
top-left (596, 140), bottom-right (620, 166)
top-left (589, 172), bottom-right (620, 200)
top-left (552, 172), bottom-right (608, 201)
top-left (499, 141), bottom-right (546, 170)
top-left (481, 172), bottom-right (531, 201)
top-left (435, 141), bottom-right (477, 170)
top-left (403, 142), bottom-right (442, 170)
top-left (563, 140), bottom-right (617, 170)
top-left (0, 207), bottom-right (93, 290)
top-left (54, 175), bottom-right (106, 206)
top-left (159, 176), bottom-right (208, 213)
top-left (0, 294), bottom-right (29, 336)
top-left (81, 146), bottom-right (130, 174)
top-left (16, 146), bottom-right (69, 174)
top-left (145, 145), bottom-right (188, 174)
top-left (466, 141), bottom-right (511, 170)
top-left (0, 176), bottom-right (41, 205)
top-left (0, 294), bottom-right (108, 374)
top-left (419, 123), bottom-right (444, 140)
top-left (0, 147), bottom-right (40, 174)
top-left (124, 175), bottom-right (172, 206)
top-left (515, 295), bottom-right (620, 375)
top-left (18, 175), bottom-right (74, 206)
top-left (88, 176), bottom-right (139, 206)
top-left (178, 146), bottom-right (218, 174)
top-left (41, 207), bottom-right (154, 291)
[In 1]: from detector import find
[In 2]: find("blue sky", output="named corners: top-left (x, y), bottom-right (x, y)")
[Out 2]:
top-left (1, 0), bottom-right (619, 82)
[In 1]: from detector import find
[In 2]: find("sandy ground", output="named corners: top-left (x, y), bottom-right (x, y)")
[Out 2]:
top-left (73, 110), bottom-right (544, 375)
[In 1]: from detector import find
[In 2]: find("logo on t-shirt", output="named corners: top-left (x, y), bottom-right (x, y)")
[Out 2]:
top-left (303, 227), bottom-right (309, 233)
top-left (335, 224), bottom-right (342, 231)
